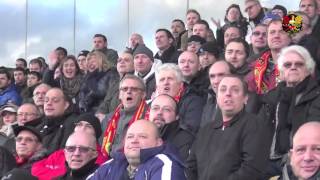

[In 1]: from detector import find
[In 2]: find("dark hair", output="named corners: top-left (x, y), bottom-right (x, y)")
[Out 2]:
top-left (0, 68), bottom-right (12, 80)
top-left (219, 74), bottom-right (248, 95)
top-left (172, 19), bottom-right (185, 28)
top-left (14, 67), bottom-right (27, 75)
top-left (224, 23), bottom-right (244, 39)
top-left (16, 58), bottom-right (27, 67)
top-left (186, 9), bottom-right (201, 19)
top-left (194, 19), bottom-right (210, 29)
top-left (59, 55), bottom-right (81, 77)
top-left (29, 58), bottom-right (43, 68)
top-left (156, 28), bottom-right (174, 40)
top-left (94, 34), bottom-right (107, 42)
top-left (55, 47), bottom-right (68, 57)
top-left (28, 71), bottom-right (42, 81)
top-left (226, 38), bottom-right (250, 58)
top-left (224, 4), bottom-right (246, 23)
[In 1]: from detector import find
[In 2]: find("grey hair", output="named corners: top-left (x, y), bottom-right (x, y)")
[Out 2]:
top-left (155, 63), bottom-right (184, 84)
top-left (278, 45), bottom-right (315, 75)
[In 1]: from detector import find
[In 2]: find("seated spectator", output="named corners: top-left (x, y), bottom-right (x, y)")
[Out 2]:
top-left (178, 51), bottom-right (209, 95)
top-left (13, 126), bottom-right (45, 170)
top-left (280, 122), bottom-right (320, 180)
top-left (0, 103), bottom-right (18, 137)
top-left (0, 68), bottom-right (22, 107)
top-left (32, 113), bottom-right (106, 180)
top-left (100, 75), bottom-right (147, 158)
top-left (25, 71), bottom-right (42, 100)
top-left (29, 58), bottom-right (44, 74)
top-left (15, 58), bottom-right (28, 69)
top-left (78, 50), bottom-right (119, 113)
top-left (77, 50), bottom-right (90, 74)
top-left (149, 94), bottom-right (194, 162)
top-left (155, 63), bottom-right (205, 133)
top-left (133, 44), bottom-right (160, 99)
top-left (13, 67), bottom-right (28, 99)
top-left (58, 131), bottom-right (99, 179)
top-left (37, 88), bottom-right (77, 154)
top-left (186, 35), bottom-right (206, 53)
top-left (55, 47), bottom-right (68, 63)
top-left (154, 28), bottom-right (181, 64)
top-left (88, 120), bottom-right (186, 180)
top-left (259, 45), bottom-right (320, 177)
top-left (96, 51), bottom-right (135, 120)
top-left (32, 83), bottom-right (51, 115)
top-left (223, 24), bottom-right (243, 49)
top-left (92, 34), bottom-right (118, 66)
top-left (198, 42), bottom-right (221, 69)
top-left (211, 4), bottom-right (248, 48)
top-left (187, 75), bottom-right (270, 180)
top-left (224, 38), bottom-right (251, 77)
top-left (247, 24), bottom-right (268, 63)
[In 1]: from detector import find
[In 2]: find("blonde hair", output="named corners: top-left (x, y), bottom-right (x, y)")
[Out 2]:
top-left (86, 50), bottom-right (112, 72)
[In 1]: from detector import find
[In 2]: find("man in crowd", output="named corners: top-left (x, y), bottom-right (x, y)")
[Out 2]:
top-left (149, 94), bottom-right (194, 161)
top-left (187, 75), bottom-right (269, 180)
top-left (32, 83), bottom-right (51, 115)
top-left (29, 58), bottom-right (43, 74)
top-left (193, 20), bottom-right (215, 42)
top-left (128, 33), bottom-right (144, 52)
top-left (180, 9), bottom-right (201, 50)
top-left (133, 44), bottom-right (158, 99)
top-left (93, 33), bottom-right (118, 66)
top-left (88, 120), bottom-right (186, 180)
top-left (17, 103), bottom-right (41, 126)
top-left (15, 58), bottom-right (28, 69)
top-left (77, 50), bottom-right (90, 73)
top-left (245, 0), bottom-right (266, 26)
top-left (0, 68), bottom-right (21, 107)
top-left (13, 67), bottom-right (28, 99)
top-left (100, 75), bottom-right (147, 158)
top-left (248, 24), bottom-right (268, 63)
top-left (171, 19), bottom-right (186, 49)
top-left (154, 28), bottom-right (180, 64)
top-left (300, 0), bottom-right (320, 42)
top-left (59, 132), bottom-right (99, 179)
top-left (155, 63), bottom-right (204, 133)
top-left (198, 42), bottom-right (221, 69)
top-left (246, 19), bottom-right (291, 94)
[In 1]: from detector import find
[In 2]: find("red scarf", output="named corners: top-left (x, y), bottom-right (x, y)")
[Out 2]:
top-left (254, 51), bottom-right (279, 94)
top-left (101, 100), bottom-right (147, 157)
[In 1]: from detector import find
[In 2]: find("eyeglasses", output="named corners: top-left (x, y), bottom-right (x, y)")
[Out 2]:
top-left (283, 61), bottom-right (305, 69)
top-left (252, 31), bottom-right (267, 37)
top-left (15, 136), bottom-right (38, 143)
top-left (119, 86), bottom-right (143, 92)
top-left (245, 3), bottom-right (258, 12)
top-left (74, 122), bottom-right (93, 129)
top-left (65, 145), bottom-right (96, 154)
top-left (17, 113), bottom-right (37, 117)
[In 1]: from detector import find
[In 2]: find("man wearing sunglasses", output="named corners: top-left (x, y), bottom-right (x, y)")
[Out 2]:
top-left (259, 45), bottom-right (320, 178)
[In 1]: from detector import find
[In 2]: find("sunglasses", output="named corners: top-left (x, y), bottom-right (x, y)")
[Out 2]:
top-left (65, 145), bottom-right (96, 154)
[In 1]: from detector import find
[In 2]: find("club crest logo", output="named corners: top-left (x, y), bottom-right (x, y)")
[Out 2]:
top-left (282, 13), bottom-right (303, 35)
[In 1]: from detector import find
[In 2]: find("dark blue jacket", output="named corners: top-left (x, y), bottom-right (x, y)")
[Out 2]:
top-left (0, 84), bottom-right (22, 106)
top-left (88, 144), bottom-right (186, 180)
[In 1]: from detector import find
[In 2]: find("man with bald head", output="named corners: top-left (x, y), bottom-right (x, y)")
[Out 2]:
top-left (32, 83), bottom-right (51, 115)
top-left (88, 120), bottom-right (186, 180)
top-left (281, 122), bottom-right (320, 179)
top-left (17, 103), bottom-right (41, 126)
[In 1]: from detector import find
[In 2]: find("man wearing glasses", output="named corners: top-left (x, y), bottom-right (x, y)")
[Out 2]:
top-left (245, 0), bottom-right (266, 26)
top-left (13, 126), bottom-right (44, 170)
top-left (248, 24), bottom-right (268, 63)
top-left (61, 132), bottom-right (99, 179)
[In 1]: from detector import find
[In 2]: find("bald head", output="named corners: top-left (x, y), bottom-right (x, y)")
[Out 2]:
top-left (17, 103), bottom-right (40, 125)
top-left (290, 122), bottom-right (320, 180)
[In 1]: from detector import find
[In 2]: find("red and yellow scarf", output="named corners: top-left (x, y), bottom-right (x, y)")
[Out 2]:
top-left (101, 100), bottom-right (147, 157)
top-left (254, 51), bottom-right (279, 94)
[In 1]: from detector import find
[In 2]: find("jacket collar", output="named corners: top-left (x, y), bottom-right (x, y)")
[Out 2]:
top-left (212, 109), bottom-right (245, 129)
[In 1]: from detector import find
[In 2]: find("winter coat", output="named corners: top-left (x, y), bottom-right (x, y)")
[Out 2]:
top-left (187, 109), bottom-right (270, 180)
top-left (0, 84), bottom-right (22, 107)
top-left (87, 143), bottom-right (186, 180)
top-left (57, 159), bottom-right (99, 180)
top-left (259, 76), bottom-right (320, 157)
top-left (279, 164), bottom-right (320, 180)
top-left (154, 45), bottom-right (181, 64)
top-left (78, 68), bottom-right (119, 113)
top-left (97, 47), bottom-right (119, 67)
top-left (0, 146), bottom-right (16, 177)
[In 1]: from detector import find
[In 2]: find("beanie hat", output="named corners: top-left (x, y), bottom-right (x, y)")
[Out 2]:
top-left (75, 113), bottom-right (102, 139)
top-left (187, 35), bottom-right (207, 45)
top-left (272, 5), bottom-right (287, 16)
top-left (78, 50), bottom-right (90, 58)
top-left (133, 44), bottom-right (154, 62)
top-left (198, 42), bottom-right (221, 58)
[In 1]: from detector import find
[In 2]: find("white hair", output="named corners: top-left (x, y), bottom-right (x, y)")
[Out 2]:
top-left (155, 63), bottom-right (184, 84)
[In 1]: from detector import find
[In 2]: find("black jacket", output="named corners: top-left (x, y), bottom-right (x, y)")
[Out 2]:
top-left (187, 110), bottom-right (270, 180)
top-left (259, 76), bottom-right (320, 156)
top-left (154, 45), bottom-right (181, 64)
top-left (160, 120), bottom-right (195, 162)
top-left (57, 158), bottom-right (98, 180)
top-left (79, 68), bottom-right (119, 113)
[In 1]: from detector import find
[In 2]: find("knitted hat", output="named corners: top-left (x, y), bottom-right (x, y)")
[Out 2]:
top-left (187, 35), bottom-right (207, 45)
top-left (133, 44), bottom-right (154, 61)
top-left (272, 5), bottom-right (287, 16)
top-left (198, 42), bottom-right (221, 58)
top-left (75, 113), bottom-right (102, 139)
